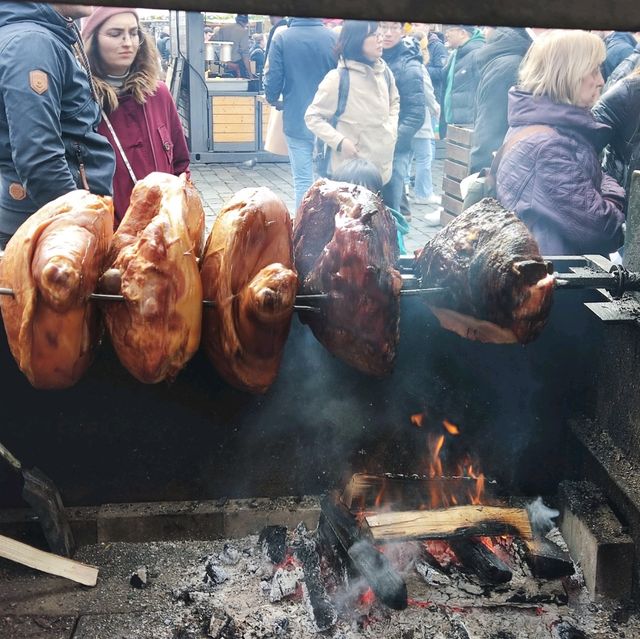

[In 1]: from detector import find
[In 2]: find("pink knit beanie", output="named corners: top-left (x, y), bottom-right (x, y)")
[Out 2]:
top-left (81, 7), bottom-right (140, 41)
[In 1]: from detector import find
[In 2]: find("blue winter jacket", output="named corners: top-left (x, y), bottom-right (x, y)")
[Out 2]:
top-left (0, 2), bottom-right (115, 235)
top-left (264, 18), bottom-right (337, 141)
top-left (603, 32), bottom-right (638, 80)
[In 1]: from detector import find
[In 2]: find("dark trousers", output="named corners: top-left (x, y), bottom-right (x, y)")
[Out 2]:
top-left (382, 148), bottom-right (412, 213)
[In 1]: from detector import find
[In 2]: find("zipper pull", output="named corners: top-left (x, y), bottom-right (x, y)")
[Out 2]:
top-left (74, 143), bottom-right (90, 191)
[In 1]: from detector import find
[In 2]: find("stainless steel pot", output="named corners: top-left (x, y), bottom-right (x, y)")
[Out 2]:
top-left (204, 41), bottom-right (234, 63)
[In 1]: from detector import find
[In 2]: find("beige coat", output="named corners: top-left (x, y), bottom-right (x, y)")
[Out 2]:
top-left (305, 58), bottom-right (400, 184)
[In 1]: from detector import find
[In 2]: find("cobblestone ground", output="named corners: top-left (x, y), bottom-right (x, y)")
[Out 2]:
top-left (190, 157), bottom-right (445, 255)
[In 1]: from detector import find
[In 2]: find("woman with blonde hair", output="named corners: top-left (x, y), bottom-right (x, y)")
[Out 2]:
top-left (82, 7), bottom-right (189, 225)
top-left (496, 30), bottom-right (625, 255)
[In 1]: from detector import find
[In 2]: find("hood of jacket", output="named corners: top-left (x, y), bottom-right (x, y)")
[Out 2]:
top-left (0, 2), bottom-right (76, 46)
top-left (474, 27), bottom-right (531, 73)
top-left (508, 87), bottom-right (610, 144)
top-left (382, 36), bottom-right (423, 66)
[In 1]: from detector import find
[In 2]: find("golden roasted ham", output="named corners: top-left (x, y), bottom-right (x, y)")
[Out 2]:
top-left (200, 187), bottom-right (297, 394)
top-left (0, 191), bottom-right (114, 389)
top-left (99, 172), bottom-right (204, 383)
top-left (293, 180), bottom-right (402, 377)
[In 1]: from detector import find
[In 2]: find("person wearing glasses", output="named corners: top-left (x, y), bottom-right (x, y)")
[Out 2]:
top-left (379, 21), bottom-right (426, 216)
top-left (82, 7), bottom-right (189, 226)
top-left (0, 2), bottom-right (115, 248)
top-left (304, 21), bottom-right (399, 189)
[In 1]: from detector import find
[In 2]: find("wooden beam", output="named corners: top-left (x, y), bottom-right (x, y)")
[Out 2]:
top-left (0, 534), bottom-right (98, 586)
top-left (364, 505), bottom-right (533, 542)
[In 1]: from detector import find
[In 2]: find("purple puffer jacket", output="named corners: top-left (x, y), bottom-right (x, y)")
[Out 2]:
top-left (496, 88), bottom-right (625, 256)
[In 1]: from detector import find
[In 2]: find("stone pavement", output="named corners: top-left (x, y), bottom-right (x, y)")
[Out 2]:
top-left (190, 158), bottom-right (444, 255)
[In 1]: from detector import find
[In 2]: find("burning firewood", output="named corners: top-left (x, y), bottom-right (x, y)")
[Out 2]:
top-left (449, 537), bottom-right (513, 584)
top-left (320, 491), bottom-right (407, 610)
top-left (363, 505), bottom-right (533, 542)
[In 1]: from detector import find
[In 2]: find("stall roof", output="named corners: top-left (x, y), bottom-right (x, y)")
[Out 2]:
top-left (63, 0), bottom-right (640, 31)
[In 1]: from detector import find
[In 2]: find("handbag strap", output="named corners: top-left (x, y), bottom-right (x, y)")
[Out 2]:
top-left (101, 110), bottom-right (138, 185)
top-left (331, 66), bottom-right (350, 127)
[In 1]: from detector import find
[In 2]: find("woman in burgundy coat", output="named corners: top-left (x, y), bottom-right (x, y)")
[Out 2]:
top-left (496, 30), bottom-right (625, 256)
top-left (82, 7), bottom-right (190, 225)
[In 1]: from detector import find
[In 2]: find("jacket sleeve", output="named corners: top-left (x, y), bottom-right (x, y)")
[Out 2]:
top-left (389, 72), bottom-right (400, 135)
top-left (423, 68), bottom-right (439, 117)
top-left (396, 59), bottom-right (426, 151)
top-left (533, 139), bottom-right (625, 254)
top-left (263, 34), bottom-right (285, 105)
top-left (0, 35), bottom-right (77, 207)
top-left (426, 40), bottom-right (448, 86)
top-left (304, 70), bottom-right (344, 150)
top-left (592, 81), bottom-right (630, 154)
top-left (469, 63), bottom-right (518, 172)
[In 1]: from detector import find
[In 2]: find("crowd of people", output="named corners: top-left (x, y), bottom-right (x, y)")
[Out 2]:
top-left (0, 4), bottom-right (638, 260)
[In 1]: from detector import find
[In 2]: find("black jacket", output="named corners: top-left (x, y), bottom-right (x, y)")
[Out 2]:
top-left (469, 27), bottom-right (531, 172)
top-left (426, 33), bottom-right (448, 105)
top-left (382, 37), bottom-right (426, 152)
top-left (592, 75), bottom-right (640, 199)
top-left (603, 32), bottom-right (638, 80)
top-left (443, 30), bottom-right (484, 126)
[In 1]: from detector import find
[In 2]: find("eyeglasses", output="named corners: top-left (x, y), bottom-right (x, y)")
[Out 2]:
top-left (100, 28), bottom-right (142, 43)
top-left (377, 23), bottom-right (402, 33)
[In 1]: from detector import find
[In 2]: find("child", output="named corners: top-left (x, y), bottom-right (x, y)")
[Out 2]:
top-left (332, 159), bottom-right (409, 254)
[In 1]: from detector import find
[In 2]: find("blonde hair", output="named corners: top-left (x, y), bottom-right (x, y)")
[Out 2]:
top-left (85, 27), bottom-right (159, 113)
top-left (518, 30), bottom-right (605, 105)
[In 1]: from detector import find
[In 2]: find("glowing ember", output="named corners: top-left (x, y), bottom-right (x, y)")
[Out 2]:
top-left (410, 413), bottom-right (425, 428)
top-left (359, 587), bottom-right (375, 606)
top-left (443, 419), bottom-right (460, 435)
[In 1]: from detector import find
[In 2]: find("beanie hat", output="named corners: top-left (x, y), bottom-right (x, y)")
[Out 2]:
top-left (81, 7), bottom-right (140, 41)
top-left (445, 24), bottom-right (475, 35)
top-left (236, 14), bottom-right (249, 25)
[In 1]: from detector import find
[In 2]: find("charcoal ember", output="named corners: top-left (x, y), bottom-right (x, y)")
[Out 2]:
top-left (293, 523), bottom-right (337, 631)
top-left (259, 525), bottom-right (287, 564)
top-left (416, 561), bottom-right (451, 587)
top-left (273, 618), bottom-right (289, 637)
top-left (204, 559), bottom-right (228, 586)
top-left (269, 565), bottom-right (304, 603)
top-left (208, 606), bottom-right (237, 639)
top-left (219, 543), bottom-right (241, 566)
top-left (171, 587), bottom-right (193, 604)
top-left (129, 565), bottom-right (148, 589)
top-left (550, 621), bottom-right (588, 639)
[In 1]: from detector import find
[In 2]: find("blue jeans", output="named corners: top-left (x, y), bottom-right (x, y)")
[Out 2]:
top-left (285, 135), bottom-right (315, 211)
top-left (382, 148), bottom-right (412, 213)
top-left (412, 136), bottom-right (434, 199)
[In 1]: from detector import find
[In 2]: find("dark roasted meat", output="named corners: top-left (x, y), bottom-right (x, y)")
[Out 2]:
top-left (200, 187), bottom-right (297, 394)
top-left (0, 191), bottom-right (114, 388)
top-left (99, 172), bottom-right (204, 383)
top-left (293, 179), bottom-right (402, 376)
top-left (416, 198), bottom-right (555, 344)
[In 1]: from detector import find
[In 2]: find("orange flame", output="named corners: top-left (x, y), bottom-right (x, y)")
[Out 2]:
top-left (442, 419), bottom-right (460, 435)
top-left (411, 413), bottom-right (425, 428)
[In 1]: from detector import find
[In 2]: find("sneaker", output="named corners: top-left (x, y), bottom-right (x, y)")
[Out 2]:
top-left (423, 209), bottom-right (442, 227)
top-left (414, 194), bottom-right (442, 206)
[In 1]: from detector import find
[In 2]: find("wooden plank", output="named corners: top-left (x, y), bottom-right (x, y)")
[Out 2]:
top-left (445, 140), bottom-right (471, 166)
top-left (440, 209), bottom-right (456, 226)
top-left (443, 176), bottom-right (462, 200)
top-left (213, 132), bottom-right (256, 142)
top-left (0, 533), bottom-right (98, 586)
top-left (447, 125), bottom-right (474, 147)
top-left (212, 115), bottom-right (256, 125)
top-left (364, 505), bottom-right (533, 542)
top-left (442, 193), bottom-right (464, 216)
top-left (212, 106), bottom-right (255, 115)
top-left (211, 96), bottom-right (255, 105)
top-left (444, 159), bottom-right (469, 181)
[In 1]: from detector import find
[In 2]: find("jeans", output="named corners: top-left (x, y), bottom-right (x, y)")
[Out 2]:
top-left (0, 231), bottom-right (11, 250)
top-left (412, 136), bottom-right (434, 199)
top-left (285, 134), bottom-right (315, 212)
top-left (382, 148), bottom-right (412, 213)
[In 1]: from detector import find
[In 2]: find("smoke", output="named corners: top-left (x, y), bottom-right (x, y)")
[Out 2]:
top-left (526, 496), bottom-right (559, 536)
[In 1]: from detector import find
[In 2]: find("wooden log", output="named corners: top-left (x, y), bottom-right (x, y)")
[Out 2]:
top-left (341, 473), bottom-right (492, 511)
top-left (521, 537), bottom-right (575, 579)
top-left (320, 492), bottom-right (407, 610)
top-left (364, 505), bottom-right (533, 542)
top-left (0, 533), bottom-right (98, 586)
top-left (449, 537), bottom-right (512, 584)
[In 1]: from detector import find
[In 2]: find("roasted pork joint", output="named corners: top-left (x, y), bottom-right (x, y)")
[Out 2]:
top-left (201, 187), bottom-right (297, 394)
top-left (293, 180), bottom-right (402, 377)
top-left (0, 191), bottom-right (114, 389)
top-left (100, 172), bottom-right (204, 383)
top-left (416, 198), bottom-right (555, 344)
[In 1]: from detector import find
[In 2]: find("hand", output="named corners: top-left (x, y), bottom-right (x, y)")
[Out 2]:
top-left (340, 138), bottom-right (359, 159)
